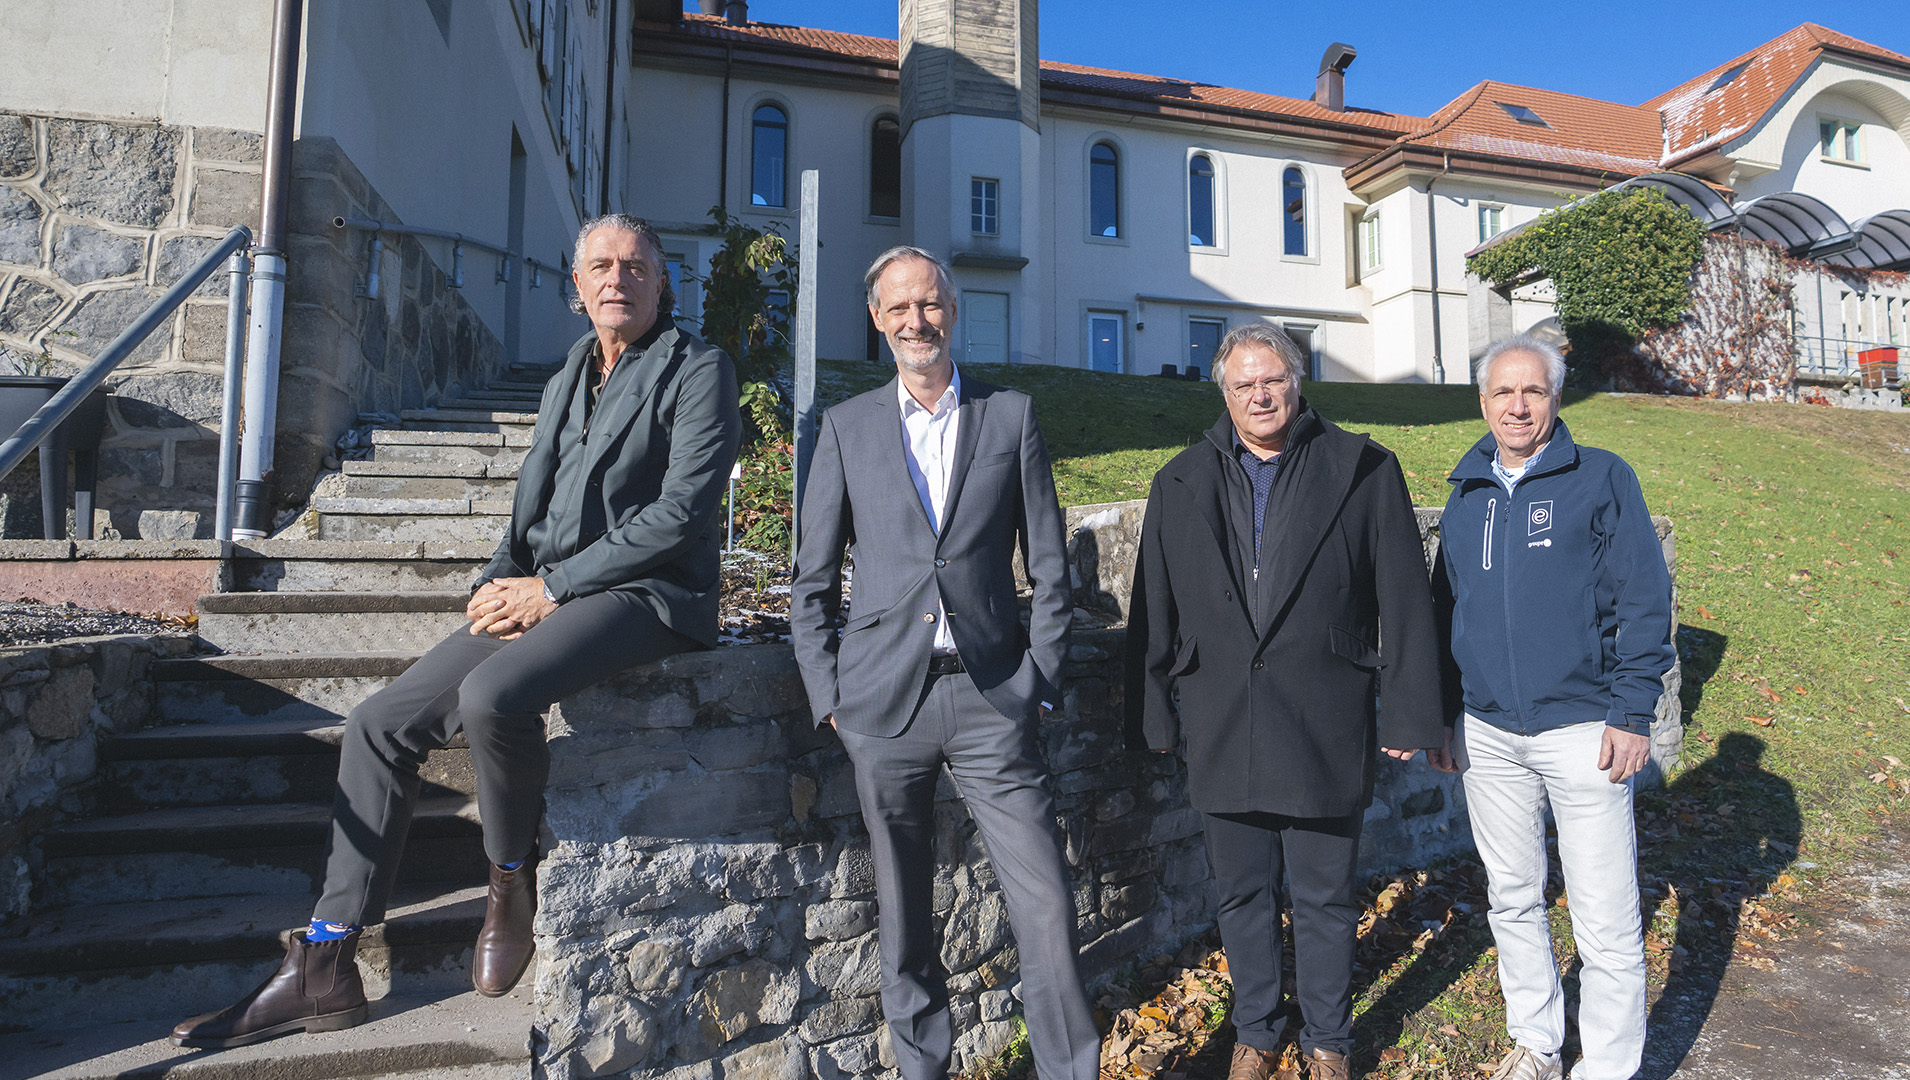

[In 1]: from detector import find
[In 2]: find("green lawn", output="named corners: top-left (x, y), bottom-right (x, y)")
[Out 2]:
top-left (817, 358), bottom-right (1910, 1076)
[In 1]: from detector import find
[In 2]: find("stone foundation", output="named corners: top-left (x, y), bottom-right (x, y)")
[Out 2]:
top-left (0, 110), bottom-right (504, 538)
top-left (0, 632), bottom-right (193, 922)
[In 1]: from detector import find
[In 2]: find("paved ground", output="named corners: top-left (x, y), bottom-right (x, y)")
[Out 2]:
top-left (1642, 823), bottom-right (1910, 1079)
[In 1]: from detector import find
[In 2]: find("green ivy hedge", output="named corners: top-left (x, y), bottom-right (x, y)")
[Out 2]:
top-left (1468, 186), bottom-right (1707, 383)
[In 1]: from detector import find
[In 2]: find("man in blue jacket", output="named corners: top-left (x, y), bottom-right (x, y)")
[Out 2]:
top-left (1432, 334), bottom-right (1673, 1080)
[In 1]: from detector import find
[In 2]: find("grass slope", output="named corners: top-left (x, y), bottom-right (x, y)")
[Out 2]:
top-left (819, 358), bottom-right (1910, 1075)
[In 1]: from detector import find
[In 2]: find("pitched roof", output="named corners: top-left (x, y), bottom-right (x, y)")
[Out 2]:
top-left (1646, 23), bottom-right (1910, 165)
top-left (1379, 80), bottom-right (1664, 176)
top-left (649, 13), bottom-right (1426, 136)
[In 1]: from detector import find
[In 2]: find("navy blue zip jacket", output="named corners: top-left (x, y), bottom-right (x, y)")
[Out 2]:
top-left (1432, 421), bottom-right (1673, 736)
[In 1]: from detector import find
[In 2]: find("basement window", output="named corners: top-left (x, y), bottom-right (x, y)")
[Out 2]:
top-left (1496, 102), bottom-right (1551, 128)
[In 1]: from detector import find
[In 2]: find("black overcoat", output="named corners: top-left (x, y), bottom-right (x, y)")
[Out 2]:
top-left (1123, 408), bottom-right (1446, 817)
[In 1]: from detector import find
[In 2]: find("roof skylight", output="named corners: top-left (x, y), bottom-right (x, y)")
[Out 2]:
top-left (1495, 102), bottom-right (1551, 127)
top-left (1707, 61), bottom-right (1752, 93)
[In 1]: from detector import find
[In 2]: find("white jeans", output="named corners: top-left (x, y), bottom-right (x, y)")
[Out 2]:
top-left (1457, 715), bottom-right (1645, 1080)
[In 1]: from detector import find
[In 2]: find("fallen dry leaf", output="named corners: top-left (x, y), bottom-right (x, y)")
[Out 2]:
top-left (1746, 715), bottom-right (1774, 727)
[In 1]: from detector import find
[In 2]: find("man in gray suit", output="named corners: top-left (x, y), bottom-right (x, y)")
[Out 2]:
top-left (790, 246), bottom-right (1098, 1080)
top-left (174, 214), bottom-right (741, 1048)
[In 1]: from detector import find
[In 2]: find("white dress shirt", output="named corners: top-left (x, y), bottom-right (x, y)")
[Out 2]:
top-left (900, 367), bottom-right (961, 652)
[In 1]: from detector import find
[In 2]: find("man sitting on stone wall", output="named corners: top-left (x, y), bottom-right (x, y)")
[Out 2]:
top-left (171, 213), bottom-right (741, 1048)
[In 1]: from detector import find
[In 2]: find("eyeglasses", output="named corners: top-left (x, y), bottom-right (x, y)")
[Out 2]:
top-left (1224, 376), bottom-right (1292, 399)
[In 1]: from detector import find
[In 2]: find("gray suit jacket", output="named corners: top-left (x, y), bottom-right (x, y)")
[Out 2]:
top-left (478, 319), bottom-right (742, 648)
top-left (790, 375), bottom-right (1070, 736)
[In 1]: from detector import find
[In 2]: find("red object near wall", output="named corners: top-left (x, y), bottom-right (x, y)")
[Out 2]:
top-left (1858, 346), bottom-right (1899, 390)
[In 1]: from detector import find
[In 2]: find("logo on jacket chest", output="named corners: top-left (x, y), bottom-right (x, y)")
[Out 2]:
top-left (1526, 499), bottom-right (1553, 547)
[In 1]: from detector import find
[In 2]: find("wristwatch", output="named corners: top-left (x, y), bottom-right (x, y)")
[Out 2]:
top-left (542, 580), bottom-right (558, 604)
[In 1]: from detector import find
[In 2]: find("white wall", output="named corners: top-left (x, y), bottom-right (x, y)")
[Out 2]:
top-left (1737, 88), bottom-right (1910, 224)
top-left (300, 0), bottom-right (603, 365)
top-left (0, 0), bottom-right (272, 129)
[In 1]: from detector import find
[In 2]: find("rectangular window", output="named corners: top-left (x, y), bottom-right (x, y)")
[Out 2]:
top-left (1088, 313), bottom-right (1124, 373)
top-left (1478, 204), bottom-right (1505, 244)
top-left (971, 178), bottom-right (999, 236)
top-left (1820, 119), bottom-right (1863, 163)
top-left (1360, 213), bottom-right (1383, 275)
top-left (1283, 324), bottom-right (1318, 380)
top-left (1187, 318), bottom-right (1224, 378)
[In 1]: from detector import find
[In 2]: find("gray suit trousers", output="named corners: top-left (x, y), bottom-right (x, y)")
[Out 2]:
top-left (837, 671), bottom-right (1099, 1080)
top-left (314, 589), bottom-right (693, 926)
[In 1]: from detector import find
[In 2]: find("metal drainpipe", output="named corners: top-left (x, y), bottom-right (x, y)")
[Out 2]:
top-left (1425, 152), bottom-right (1452, 384)
top-left (600, 0), bottom-right (617, 214)
top-left (718, 43), bottom-right (732, 210)
top-left (234, 0), bottom-right (304, 539)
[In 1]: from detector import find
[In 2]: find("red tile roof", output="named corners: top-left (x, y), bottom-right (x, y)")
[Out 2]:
top-left (1378, 80), bottom-right (1663, 176)
top-left (655, 13), bottom-right (1425, 135)
top-left (1647, 23), bottom-right (1910, 165)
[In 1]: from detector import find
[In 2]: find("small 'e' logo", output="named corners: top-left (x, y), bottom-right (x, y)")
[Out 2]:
top-left (1528, 500), bottom-right (1553, 537)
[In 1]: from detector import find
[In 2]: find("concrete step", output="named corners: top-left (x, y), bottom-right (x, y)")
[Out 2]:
top-left (334, 473), bottom-right (517, 504)
top-left (352, 445), bottom-right (524, 476)
top-left (2, 990), bottom-right (530, 1080)
top-left (400, 408), bottom-right (538, 426)
top-left (0, 886), bottom-right (498, 1030)
top-left (311, 497), bottom-right (515, 517)
top-left (37, 796), bottom-right (486, 905)
top-left (312, 513), bottom-right (511, 545)
top-left (371, 429), bottom-right (533, 449)
top-left (229, 541), bottom-right (491, 592)
top-left (146, 648), bottom-right (413, 726)
top-left (439, 392), bottom-right (543, 408)
top-left (195, 592), bottom-right (471, 653)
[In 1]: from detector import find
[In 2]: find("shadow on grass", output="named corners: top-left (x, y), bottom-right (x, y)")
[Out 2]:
top-left (1637, 732), bottom-right (1800, 1080)
top-left (1675, 623), bottom-right (1728, 721)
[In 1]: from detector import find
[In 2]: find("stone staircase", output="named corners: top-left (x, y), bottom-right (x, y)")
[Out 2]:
top-left (0, 364), bottom-right (559, 1079)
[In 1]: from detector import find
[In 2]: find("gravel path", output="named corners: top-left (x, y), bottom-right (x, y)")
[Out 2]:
top-left (0, 601), bottom-right (187, 647)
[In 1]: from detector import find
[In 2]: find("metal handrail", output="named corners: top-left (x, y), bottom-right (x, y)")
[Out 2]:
top-left (0, 227), bottom-right (254, 498)
top-left (333, 215), bottom-right (568, 300)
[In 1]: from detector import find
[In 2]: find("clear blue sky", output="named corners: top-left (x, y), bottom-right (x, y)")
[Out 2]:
top-left (696, 1), bottom-right (1909, 118)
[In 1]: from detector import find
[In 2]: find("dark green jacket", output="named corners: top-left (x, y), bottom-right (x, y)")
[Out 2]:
top-left (478, 319), bottom-right (742, 648)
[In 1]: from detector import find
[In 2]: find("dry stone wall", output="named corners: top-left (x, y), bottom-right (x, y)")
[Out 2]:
top-left (0, 633), bottom-right (192, 922)
top-left (0, 110), bottom-right (505, 538)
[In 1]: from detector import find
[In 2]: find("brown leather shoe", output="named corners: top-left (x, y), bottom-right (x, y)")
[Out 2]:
top-left (1228, 1042), bottom-right (1283, 1080)
top-left (1301, 1047), bottom-right (1351, 1080)
top-left (171, 930), bottom-right (368, 1048)
top-left (472, 856), bottom-right (538, 996)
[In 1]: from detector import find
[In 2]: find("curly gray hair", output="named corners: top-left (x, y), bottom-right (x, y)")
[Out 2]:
top-left (1212, 322), bottom-right (1307, 385)
top-left (568, 213), bottom-right (675, 318)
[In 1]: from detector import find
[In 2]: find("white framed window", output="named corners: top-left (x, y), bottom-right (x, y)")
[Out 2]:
top-left (869, 115), bottom-right (901, 220)
top-left (1089, 141), bottom-right (1121, 239)
top-left (1819, 117), bottom-right (1864, 164)
top-left (1188, 154), bottom-right (1218, 248)
top-left (751, 102), bottom-right (789, 207)
top-left (971, 178), bottom-right (1000, 236)
top-left (1087, 312), bottom-right (1125, 373)
top-left (1478, 204), bottom-right (1505, 244)
top-left (1360, 212), bottom-right (1383, 275)
top-left (1187, 318), bottom-right (1224, 378)
top-left (1281, 322), bottom-right (1320, 380)
top-left (1281, 167), bottom-right (1308, 257)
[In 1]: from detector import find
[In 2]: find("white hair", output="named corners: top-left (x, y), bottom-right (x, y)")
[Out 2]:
top-left (1475, 333), bottom-right (1565, 396)
top-left (1212, 322), bottom-right (1307, 385)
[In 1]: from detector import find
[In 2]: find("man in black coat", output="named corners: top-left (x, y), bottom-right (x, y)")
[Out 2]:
top-left (1125, 323), bottom-right (1445, 1080)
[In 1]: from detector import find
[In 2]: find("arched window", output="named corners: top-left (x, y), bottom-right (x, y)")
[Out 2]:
top-left (1090, 142), bottom-right (1120, 238)
top-left (1189, 155), bottom-right (1216, 247)
top-left (751, 104), bottom-right (787, 207)
top-left (1282, 166), bottom-right (1307, 256)
top-left (869, 116), bottom-right (901, 218)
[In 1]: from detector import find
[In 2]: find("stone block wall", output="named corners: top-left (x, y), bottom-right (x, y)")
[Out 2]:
top-left (0, 110), bottom-right (505, 538)
top-left (0, 633), bottom-right (192, 922)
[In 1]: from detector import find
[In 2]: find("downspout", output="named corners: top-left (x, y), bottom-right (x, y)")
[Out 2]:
top-left (1425, 152), bottom-right (1451, 384)
top-left (718, 43), bottom-right (733, 209)
top-left (234, 0), bottom-right (304, 539)
top-left (600, 0), bottom-right (617, 214)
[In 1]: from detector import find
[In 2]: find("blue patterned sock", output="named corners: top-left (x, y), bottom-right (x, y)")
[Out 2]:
top-left (498, 859), bottom-right (524, 871)
top-left (306, 918), bottom-right (359, 941)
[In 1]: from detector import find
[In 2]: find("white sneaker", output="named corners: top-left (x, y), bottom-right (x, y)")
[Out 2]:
top-left (1488, 1046), bottom-right (1562, 1080)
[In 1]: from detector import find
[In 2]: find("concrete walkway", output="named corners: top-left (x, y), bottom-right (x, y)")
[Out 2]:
top-left (1643, 825), bottom-right (1910, 1080)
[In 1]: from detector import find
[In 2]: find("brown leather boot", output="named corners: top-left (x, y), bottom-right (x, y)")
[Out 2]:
top-left (1301, 1046), bottom-right (1351, 1080)
top-left (171, 930), bottom-right (368, 1048)
top-left (1228, 1042), bottom-right (1283, 1080)
top-left (472, 856), bottom-right (538, 996)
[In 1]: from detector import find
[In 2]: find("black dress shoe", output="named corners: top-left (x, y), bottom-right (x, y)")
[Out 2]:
top-left (472, 857), bottom-right (538, 996)
top-left (172, 930), bottom-right (369, 1048)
